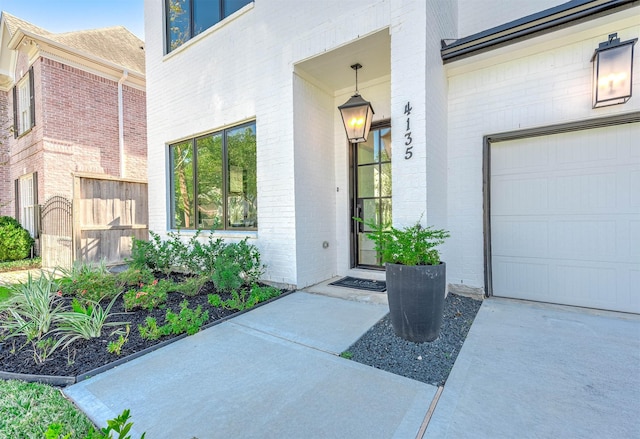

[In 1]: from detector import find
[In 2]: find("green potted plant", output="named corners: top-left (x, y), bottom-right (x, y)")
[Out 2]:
top-left (355, 217), bottom-right (449, 342)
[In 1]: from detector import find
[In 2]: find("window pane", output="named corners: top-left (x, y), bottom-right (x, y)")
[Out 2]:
top-left (357, 136), bottom-right (375, 165)
top-left (167, 0), bottom-right (191, 52)
top-left (379, 128), bottom-right (391, 162)
top-left (194, 0), bottom-right (220, 36)
top-left (226, 122), bottom-right (257, 229)
top-left (19, 175), bottom-right (35, 237)
top-left (196, 134), bottom-right (223, 229)
top-left (357, 165), bottom-right (377, 198)
top-left (170, 141), bottom-right (195, 228)
top-left (17, 74), bottom-right (31, 135)
top-left (223, 0), bottom-right (251, 17)
top-left (380, 163), bottom-right (392, 197)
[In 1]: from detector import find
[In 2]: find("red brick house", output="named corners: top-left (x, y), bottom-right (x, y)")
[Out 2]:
top-left (0, 12), bottom-right (146, 244)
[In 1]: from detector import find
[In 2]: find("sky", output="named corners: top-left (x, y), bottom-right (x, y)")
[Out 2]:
top-left (0, 0), bottom-right (145, 40)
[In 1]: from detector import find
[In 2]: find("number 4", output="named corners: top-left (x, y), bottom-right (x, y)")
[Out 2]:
top-left (404, 102), bottom-right (412, 115)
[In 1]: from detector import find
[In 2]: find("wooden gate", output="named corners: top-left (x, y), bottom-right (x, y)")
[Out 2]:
top-left (39, 195), bottom-right (73, 269)
top-left (74, 174), bottom-right (148, 266)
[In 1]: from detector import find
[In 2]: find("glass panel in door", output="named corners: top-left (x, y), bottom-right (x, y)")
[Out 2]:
top-left (353, 126), bottom-right (391, 268)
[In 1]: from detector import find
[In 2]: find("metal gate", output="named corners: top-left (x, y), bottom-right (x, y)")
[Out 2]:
top-left (39, 195), bottom-right (73, 269)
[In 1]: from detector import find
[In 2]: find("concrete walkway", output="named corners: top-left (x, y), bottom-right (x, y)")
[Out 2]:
top-left (64, 292), bottom-right (437, 438)
top-left (426, 298), bottom-right (640, 438)
top-left (0, 268), bottom-right (58, 286)
top-left (62, 292), bottom-right (640, 439)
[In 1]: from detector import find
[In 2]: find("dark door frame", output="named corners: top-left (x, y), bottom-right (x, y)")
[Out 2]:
top-left (350, 119), bottom-right (392, 269)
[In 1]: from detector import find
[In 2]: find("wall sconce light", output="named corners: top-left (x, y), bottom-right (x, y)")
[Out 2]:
top-left (591, 33), bottom-right (637, 108)
top-left (338, 63), bottom-right (374, 143)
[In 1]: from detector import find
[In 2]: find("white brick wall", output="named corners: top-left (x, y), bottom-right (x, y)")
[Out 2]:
top-left (445, 10), bottom-right (640, 290)
top-left (145, 0), bottom-right (635, 289)
top-left (145, 0), bottom-right (401, 287)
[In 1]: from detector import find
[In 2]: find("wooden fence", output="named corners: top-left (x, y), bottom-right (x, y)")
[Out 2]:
top-left (73, 174), bottom-right (148, 266)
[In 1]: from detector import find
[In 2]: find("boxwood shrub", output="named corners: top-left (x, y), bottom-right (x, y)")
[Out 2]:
top-left (0, 216), bottom-right (34, 262)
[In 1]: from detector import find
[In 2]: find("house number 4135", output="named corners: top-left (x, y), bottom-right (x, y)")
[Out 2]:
top-left (404, 101), bottom-right (413, 160)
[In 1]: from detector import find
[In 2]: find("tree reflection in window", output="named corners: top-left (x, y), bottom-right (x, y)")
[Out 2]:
top-left (169, 121), bottom-right (257, 230)
top-left (166, 0), bottom-right (252, 52)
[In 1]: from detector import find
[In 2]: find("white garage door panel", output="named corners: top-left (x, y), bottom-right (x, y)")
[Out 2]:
top-left (491, 123), bottom-right (640, 313)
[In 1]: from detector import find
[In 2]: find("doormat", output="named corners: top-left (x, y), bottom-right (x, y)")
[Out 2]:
top-left (329, 277), bottom-right (386, 292)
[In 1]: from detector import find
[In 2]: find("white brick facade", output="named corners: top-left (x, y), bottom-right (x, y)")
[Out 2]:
top-left (145, 0), bottom-right (639, 291)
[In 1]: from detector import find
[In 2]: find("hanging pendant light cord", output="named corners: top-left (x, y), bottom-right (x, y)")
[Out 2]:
top-left (351, 63), bottom-right (362, 95)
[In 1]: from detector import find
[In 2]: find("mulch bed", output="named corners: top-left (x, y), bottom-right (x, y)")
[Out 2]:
top-left (0, 279), bottom-right (287, 378)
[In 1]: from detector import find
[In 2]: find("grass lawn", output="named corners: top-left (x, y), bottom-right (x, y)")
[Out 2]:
top-left (0, 286), bottom-right (10, 302)
top-left (0, 257), bottom-right (41, 273)
top-left (0, 379), bottom-right (95, 438)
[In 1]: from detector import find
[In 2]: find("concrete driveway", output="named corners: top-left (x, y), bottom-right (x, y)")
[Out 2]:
top-left (426, 298), bottom-right (640, 438)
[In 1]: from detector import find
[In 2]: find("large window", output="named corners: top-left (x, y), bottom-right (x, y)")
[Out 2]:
top-left (166, 0), bottom-right (252, 52)
top-left (13, 68), bottom-right (35, 136)
top-left (170, 121), bottom-right (257, 230)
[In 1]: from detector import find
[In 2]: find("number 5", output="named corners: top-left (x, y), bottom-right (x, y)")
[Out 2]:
top-left (405, 146), bottom-right (413, 160)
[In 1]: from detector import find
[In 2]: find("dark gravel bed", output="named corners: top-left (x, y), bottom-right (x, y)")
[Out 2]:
top-left (346, 293), bottom-right (482, 386)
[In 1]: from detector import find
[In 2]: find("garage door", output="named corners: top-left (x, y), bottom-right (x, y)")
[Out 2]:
top-left (490, 122), bottom-right (640, 313)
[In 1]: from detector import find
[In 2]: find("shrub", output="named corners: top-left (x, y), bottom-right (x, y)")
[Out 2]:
top-left (128, 231), bottom-right (177, 276)
top-left (115, 267), bottom-right (155, 288)
top-left (123, 279), bottom-right (169, 311)
top-left (211, 239), bottom-right (263, 293)
top-left (188, 232), bottom-right (225, 275)
top-left (129, 229), bottom-right (226, 276)
top-left (0, 216), bottom-right (34, 262)
top-left (58, 261), bottom-right (120, 302)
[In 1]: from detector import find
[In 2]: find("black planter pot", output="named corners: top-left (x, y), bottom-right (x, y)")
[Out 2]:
top-left (385, 262), bottom-right (446, 343)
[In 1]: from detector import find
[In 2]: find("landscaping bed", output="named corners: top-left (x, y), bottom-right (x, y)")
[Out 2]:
top-left (0, 279), bottom-right (288, 380)
top-left (0, 232), bottom-right (289, 385)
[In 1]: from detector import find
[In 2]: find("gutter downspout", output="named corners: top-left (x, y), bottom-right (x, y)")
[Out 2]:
top-left (118, 70), bottom-right (129, 177)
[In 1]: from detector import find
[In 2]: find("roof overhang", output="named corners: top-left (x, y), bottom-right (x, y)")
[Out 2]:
top-left (441, 0), bottom-right (638, 63)
top-left (7, 28), bottom-right (145, 90)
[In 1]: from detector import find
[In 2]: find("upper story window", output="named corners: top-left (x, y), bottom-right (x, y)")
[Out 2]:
top-left (13, 67), bottom-right (35, 137)
top-left (169, 121), bottom-right (257, 230)
top-left (166, 0), bottom-right (253, 53)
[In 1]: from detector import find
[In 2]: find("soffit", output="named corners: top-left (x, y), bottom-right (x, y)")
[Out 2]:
top-left (295, 29), bottom-right (391, 94)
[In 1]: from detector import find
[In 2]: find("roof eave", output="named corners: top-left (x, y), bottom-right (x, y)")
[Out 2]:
top-left (441, 0), bottom-right (638, 63)
top-left (8, 28), bottom-right (145, 82)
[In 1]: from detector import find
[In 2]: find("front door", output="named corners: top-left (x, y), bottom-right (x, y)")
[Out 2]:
top-left (352, 124), bottom-right (391, 268)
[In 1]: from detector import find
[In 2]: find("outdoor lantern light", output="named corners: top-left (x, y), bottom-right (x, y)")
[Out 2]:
top-left (338, 63), bottom-right (374, 143)
top-left (591, 33), bottom-right (637, 108)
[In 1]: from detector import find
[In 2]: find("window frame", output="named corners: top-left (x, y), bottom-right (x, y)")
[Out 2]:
top-left (13, 67), bottom-right (35, 137)
top-left (164, 0), bottom-right (253, 53)
top-left (15, 173), bottom-right (38, 238)
top-left (168, 121), bottom-right (257, 232)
